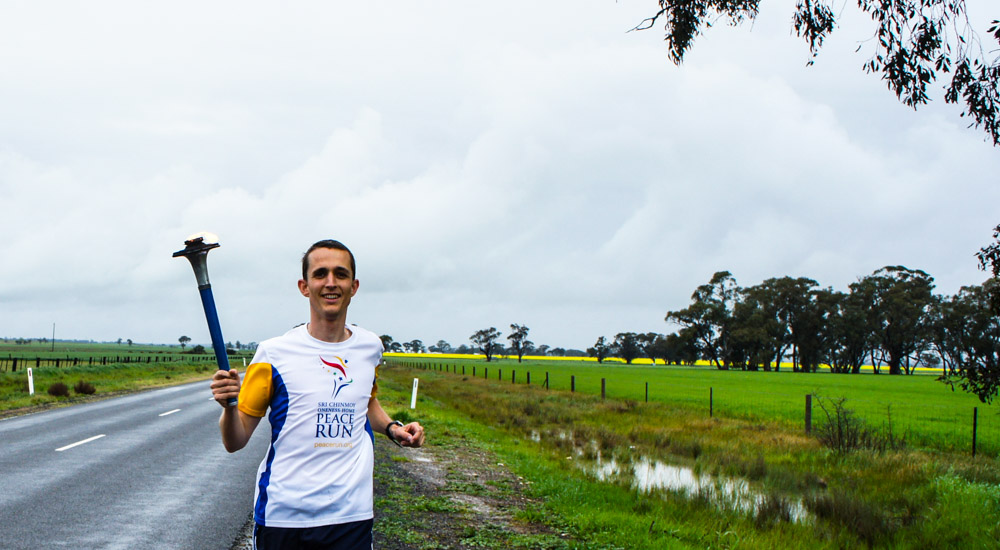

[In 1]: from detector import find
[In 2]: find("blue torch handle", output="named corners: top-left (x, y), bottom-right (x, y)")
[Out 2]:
top-left (198, 285), bottom-right (237, 407)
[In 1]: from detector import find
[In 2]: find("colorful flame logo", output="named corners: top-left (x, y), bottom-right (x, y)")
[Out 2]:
top-left (319, 355), bottom-right (353, 399)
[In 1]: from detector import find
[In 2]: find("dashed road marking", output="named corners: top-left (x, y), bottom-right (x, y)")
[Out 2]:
top-left (159, 409), bottom-right (182, 417)
top-left (56, 434), bottom-right (106, 452)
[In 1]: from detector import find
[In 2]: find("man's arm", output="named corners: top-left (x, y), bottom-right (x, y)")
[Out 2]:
top-left (211, 369), bottom-right (262, 452)
top-left (368, 396), bottom-right (425, 448)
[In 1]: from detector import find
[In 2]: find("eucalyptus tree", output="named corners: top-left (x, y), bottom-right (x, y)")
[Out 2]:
top-left (507, 324), bottom-right (533, 363)
top-left (613, 332), bottom-right (642, 364)
top-left (634, 0), bottom-right (1000, 145)
top-left (851, 266), bottom-right (936, 375)
top-left (470, 327), bottom-right (502, 362)
top-left (587, 336), bottom-right (612, 364)
top-left (666, 271), bottom-right (739, 369)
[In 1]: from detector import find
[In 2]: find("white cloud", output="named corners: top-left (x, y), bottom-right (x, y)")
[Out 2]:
top-left (0, 0), bottom-right (997, 349)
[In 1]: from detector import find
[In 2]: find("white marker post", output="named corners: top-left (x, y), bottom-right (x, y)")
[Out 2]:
top-left (27, 368), bottom-right (34, 395)
top-left (410, 378), bottom-right (419, 409)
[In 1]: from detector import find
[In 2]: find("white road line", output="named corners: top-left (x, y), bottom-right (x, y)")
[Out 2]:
top-left (159, 409), bottom-right (181, 417)
top-left (56, 434), bottom-right (106, 452)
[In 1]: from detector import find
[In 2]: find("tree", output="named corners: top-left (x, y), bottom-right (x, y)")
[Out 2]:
top-left (507, 324), bottom-right (534, 363)
top-left (587, 336), bottom-right (612, 363)
top-left (429, 340), bottom-right (453, 353)
top-left (126, 339), bottom-right (133, 347)
top-left (943, 225), bottom-right (1000, 402)
top-left (470, 327), bottom-right (502, 362)
top-left (403, 339), bottom-right (425, 353)
top-left (940, 280), bottom-right (1000, 402)
top-left (852, 266), bottom-right (935, 375)
top-left (379, 334), bottom-right (395, 350)
top-left (613, 332), bottom-right (642, 364)
top-left (635, 0), bottom-right (1000, 145)
top-left (637, 332), bottom-right (661, 364)
top-left (535, 344), bottom-right (550, 356)
top-left (666, 271), bottom-right (739, 369)
top-left (178, 335), bottom-right (190, 349)
top-left (825, 289), bottom-right (872, 374)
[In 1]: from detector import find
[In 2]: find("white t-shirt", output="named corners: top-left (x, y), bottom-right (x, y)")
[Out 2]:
top-left (238, 323), bottom-right (383, 528)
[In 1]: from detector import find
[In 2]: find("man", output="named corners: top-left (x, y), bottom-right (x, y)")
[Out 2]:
top-left (211, 239), bottom-right (425, 549)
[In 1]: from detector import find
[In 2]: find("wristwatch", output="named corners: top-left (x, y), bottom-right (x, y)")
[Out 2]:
top-left (385, 420), bottom-right (404, 447)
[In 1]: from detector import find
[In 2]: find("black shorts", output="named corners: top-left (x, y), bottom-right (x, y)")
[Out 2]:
top-left (253, 519), bottom-right (373, 550)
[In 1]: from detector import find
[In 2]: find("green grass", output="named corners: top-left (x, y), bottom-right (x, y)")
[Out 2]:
top-left (394, 357), bottom-right (997, 455)
top-left (0, 361), bottom-right (216, 411)
top-left (375, 363), bottom-right (1000, 548)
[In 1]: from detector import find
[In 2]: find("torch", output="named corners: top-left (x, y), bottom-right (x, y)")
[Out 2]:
top-left (173, 232), bottom-right (236, 406)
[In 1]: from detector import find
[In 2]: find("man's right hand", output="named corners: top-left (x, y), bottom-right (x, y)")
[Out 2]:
top-left (210, 369), bottom-right (241, 408)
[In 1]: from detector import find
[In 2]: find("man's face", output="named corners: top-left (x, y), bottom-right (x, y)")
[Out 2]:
top-left (298, 247), bottom-right (359, 321)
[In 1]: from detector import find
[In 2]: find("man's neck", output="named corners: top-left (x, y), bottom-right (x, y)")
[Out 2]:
top-left (307, 317), bottom-right (352, 343)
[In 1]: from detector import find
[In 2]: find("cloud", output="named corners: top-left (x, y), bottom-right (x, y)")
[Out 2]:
top-left (0, 1), bottom-right (997, 350)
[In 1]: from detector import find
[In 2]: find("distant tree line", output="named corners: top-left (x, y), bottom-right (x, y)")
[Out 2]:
top-left (379, 324), bottom-right (589, 365)
top-left (380, 227), bottom-right (1000, 404)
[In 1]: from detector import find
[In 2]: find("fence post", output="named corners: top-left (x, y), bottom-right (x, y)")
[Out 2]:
top-left (601, 378), bottom-right (606, 400)
top-left (571, 375), bottom-right (575, 393)
top-left (805, 394), bottom-right (813, 435)
top-left (545, 372), bottom-right (549, 390)
top-left (973, 406), bottom-right (979, 457)
top-left (462, 365), bottom-right (465, 375)
top-left (710, 387), bottom-right (713, 417)
top-left (645, 382), bottom-right (649, 403)
top-left (485, 367), bottom-right (488, 379)
top-left (498, 369), bottom-right (502, 381)
top-left (512, 370), bottom-right (516, 384)
top-left (473, 366), bottom-right (476, 377)
top-left (526, 372), bottom-right (531, 385)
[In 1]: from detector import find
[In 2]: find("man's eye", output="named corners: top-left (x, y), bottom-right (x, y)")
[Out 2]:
top-left (313, 268), bottom-right (329, 278)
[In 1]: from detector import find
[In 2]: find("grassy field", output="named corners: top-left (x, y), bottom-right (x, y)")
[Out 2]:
top-left (376, 362), bottom-right (1000, 548)
top-left (390, 356), bottom-right (998, 456)
top-left (0, 341), bottom-right (254, 412)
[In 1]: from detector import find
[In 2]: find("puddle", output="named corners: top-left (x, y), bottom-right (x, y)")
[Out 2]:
top-left (591, 454), bottom-right (811, 523)
top-left (526, 430), bottom-right (809, 523)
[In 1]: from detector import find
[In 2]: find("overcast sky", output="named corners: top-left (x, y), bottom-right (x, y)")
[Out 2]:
top-left (1, 1), bottom-right (998, 351)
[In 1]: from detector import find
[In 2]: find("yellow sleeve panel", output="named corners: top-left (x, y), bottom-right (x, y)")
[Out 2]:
top-left (238, 362), bottom-right (273, 418)
top-left (371, 363), bottom-right (380, 398)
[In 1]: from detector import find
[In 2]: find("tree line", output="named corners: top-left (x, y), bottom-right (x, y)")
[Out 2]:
top-left (382, 227), bottom-right (1000, 405)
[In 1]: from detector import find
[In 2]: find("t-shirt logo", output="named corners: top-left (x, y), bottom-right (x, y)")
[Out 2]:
top-left (319, 356), bottom-right (353, 399)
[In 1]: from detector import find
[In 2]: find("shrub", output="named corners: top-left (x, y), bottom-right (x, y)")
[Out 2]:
top-left (48, 382), bottom-right (70, 397)
top-left (74, 380), bottom-right (96, 395)
top-left (814, 396), bottom-right (904, 454)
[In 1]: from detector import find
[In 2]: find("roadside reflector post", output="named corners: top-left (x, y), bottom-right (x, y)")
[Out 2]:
top-left (410, 378), bottom-right (419, 409)
top-left (27, 367), bottom-right (34, 395)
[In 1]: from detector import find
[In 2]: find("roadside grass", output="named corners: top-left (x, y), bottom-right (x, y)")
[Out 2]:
top-left (396, 358), bottom-right (997, 455)
top-left (378, 363), bottom-right (1000, 548)
top-left (0, 361), bottom-right (215, 412)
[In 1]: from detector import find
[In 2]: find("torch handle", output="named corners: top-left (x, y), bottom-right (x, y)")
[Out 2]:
top-left (198, 284), bottom-right (237, 407)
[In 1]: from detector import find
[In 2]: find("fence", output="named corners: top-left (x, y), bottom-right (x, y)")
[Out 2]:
top-left (388, 359), bottom-right (999, 457)
top-left (0, 354), bottom-right (224, 373)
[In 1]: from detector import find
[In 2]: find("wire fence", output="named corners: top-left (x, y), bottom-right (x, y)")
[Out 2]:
top-left (389, 359), bottom-right (1000, 457)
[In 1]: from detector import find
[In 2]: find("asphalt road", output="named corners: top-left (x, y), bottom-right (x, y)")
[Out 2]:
top-left (0, 380), bottom-right (271, 549)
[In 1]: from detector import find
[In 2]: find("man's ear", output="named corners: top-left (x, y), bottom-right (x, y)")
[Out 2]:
top-left (350, 279), bottom-right (359, 296)
top-left (298, 279), bottom-right (309, 297)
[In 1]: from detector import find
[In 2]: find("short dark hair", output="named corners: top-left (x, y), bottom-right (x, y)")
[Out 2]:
top-left (302, 240), bottom-right (356, 280)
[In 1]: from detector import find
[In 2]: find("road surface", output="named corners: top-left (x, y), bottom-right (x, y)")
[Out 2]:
top-left (0, 380), bottom-right (270, 549)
